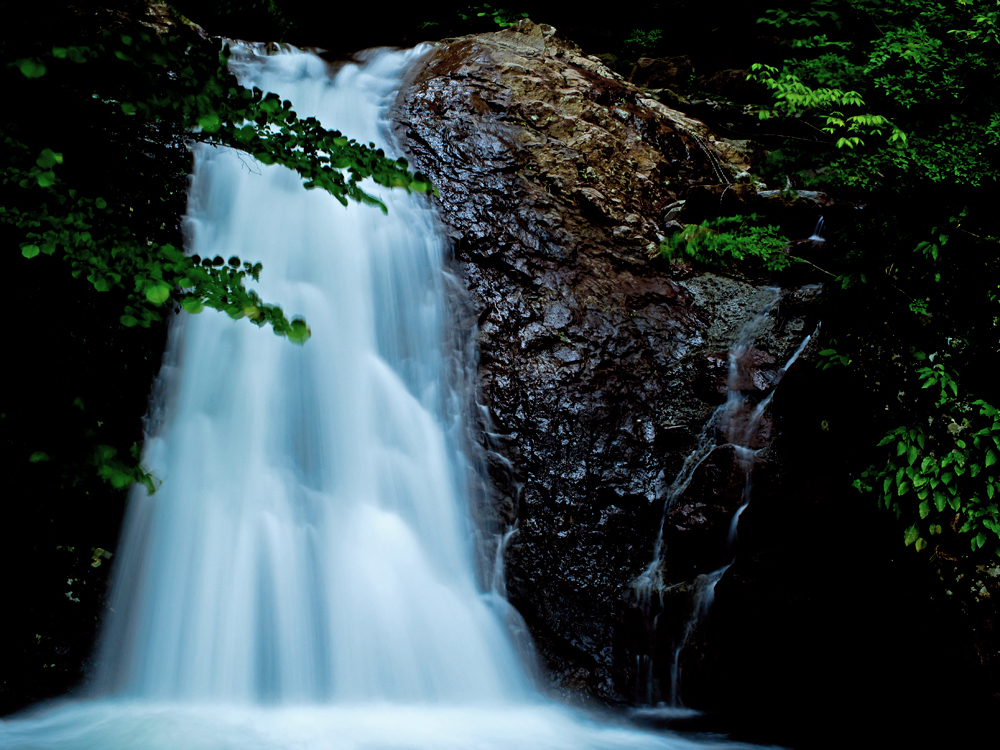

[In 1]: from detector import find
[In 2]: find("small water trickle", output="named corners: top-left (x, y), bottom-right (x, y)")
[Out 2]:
top-left (633, 286), bottom-right (818, 708)
top-left (808, 216), bottom-right (826, 242)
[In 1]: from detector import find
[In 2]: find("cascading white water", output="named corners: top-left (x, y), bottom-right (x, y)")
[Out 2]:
top-left (0, 46), bottom-right (758, 750)
top-left (92, 44), bottom-right (527, 706)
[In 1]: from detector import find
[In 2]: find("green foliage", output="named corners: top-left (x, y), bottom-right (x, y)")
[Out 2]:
top-left (4, 31), bottom-right (426, 343)
top-left (745, 1), bottom-right (1000, 560)
top-left (856, 356), bottom-right (1000, 558)
top-left (749, 0), bottom-right (1000, 191)
top-left (817, 345), bottom-right (851, 369)
top-left (420, 4), bottom-right (528, 34)
top-left (4, 22), bottom-right (427, 493)
top-left (748, 62), bottom-right (907, 151)
top-left (659, 214), bottom-right (799, 272)
top-left (465, 4), bottom-right (529, 28)
top-left (758, 0), bottom-right (843, 29)
top-left (623, 28), bottom-right (664, 60)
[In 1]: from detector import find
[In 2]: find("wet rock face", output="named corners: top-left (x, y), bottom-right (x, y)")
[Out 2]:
top-left (393, 21), bottom-right (810, 702)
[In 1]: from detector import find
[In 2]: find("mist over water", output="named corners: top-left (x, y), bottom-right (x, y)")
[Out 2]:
top-left (0, 47), bottom-right (755, 749)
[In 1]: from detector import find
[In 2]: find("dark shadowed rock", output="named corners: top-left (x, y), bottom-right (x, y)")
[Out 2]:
top-left (393, 20), bottom-right (817, 702)
top-left (630, 56), bottom-right (694, 92)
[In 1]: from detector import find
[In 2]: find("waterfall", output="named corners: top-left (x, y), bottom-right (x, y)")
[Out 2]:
top-left (634, 287), bottom-right (816, 708)
top-left (808, 217), bottom-right (825, 242)
top-left (0, 45), bottom-right (756, 750)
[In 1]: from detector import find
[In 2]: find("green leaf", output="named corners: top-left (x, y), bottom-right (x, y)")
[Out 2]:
top-left (904, 525), bottom-right (919, 546)
top-left (987, 450), bottom-right (998, 468)
top-left (934, 491), bottom-right (947, 512)
top-left (119, 315), bottom-right (138, 327)
top-left (29, 451), bottom-right (50, 462)
top-left (144, 282), bottom-right (171, 305)
top-left (907, 445), bottom-right (919, 466)
top-left (17, 58), bottom-right (47, 78)
top-left (21, 245), bottom-right (40, 258)
top-left (180, 297), bottom-right (204, 314)
top-left (233, 125), bottom-right (255, 143)
top-left (919, 500), bottom-right (931, 519)
top-left (95, 197), bottom-right (107, 209)
top-left (36, 148), bottom-right (63, 168)
top-left (915, 537), bottom-right (927, 552)
top-left (197, 113), bottom-right (221, 133)
top-left (288, 317), bottom-right (311, 345)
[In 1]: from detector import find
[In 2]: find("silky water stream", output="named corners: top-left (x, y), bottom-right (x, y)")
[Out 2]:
top-left (0, 47), bottom-right (760, 750)
top-left (634, 290), bottom-right (816, 710)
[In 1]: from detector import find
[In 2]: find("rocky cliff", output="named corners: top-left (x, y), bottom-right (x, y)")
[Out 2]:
top-left (393, 20), bottom-right (998, 744)
top-left (393, 20), bottom-right (819, 703)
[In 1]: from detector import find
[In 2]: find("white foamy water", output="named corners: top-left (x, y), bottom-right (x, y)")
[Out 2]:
top-left (0, 46), bottom-right (760, 750)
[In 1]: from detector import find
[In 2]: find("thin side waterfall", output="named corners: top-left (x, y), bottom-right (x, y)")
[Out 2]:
top-left (0, 46), bottom-right (756, 750)
top-left (634, 289), bottom-right (816, 708)
top-left (808, 217), bottom-right (826, 242)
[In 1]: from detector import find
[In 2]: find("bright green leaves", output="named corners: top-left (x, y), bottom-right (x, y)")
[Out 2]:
top-left (748, 63), bottom-right (905, 151)
top-left (196, 113), bottom-right (222, 133)
top-left (144, 281), bottom-right (172, 305)
top-left (862, 395), bottom-right (1000, 558)
top-left (180, 297), bottom-right (204, 314)
top-left (287, 317), bottom-right (311, 345)
top-left (4, 31), bottom-right (427, 350)
top-left (659, 214), bottom-right (800, 271)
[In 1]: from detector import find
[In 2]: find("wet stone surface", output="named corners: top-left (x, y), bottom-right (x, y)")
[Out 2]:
top-left (393, 21), bottom-right (822, 702)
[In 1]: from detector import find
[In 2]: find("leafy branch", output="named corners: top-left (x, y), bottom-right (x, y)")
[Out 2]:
top-left (5, 30), bottom-right (431, 347)
top-left (659, 214), bottom-right (801, 272)
top-left (856, 354), bottom-right (1000, 558)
